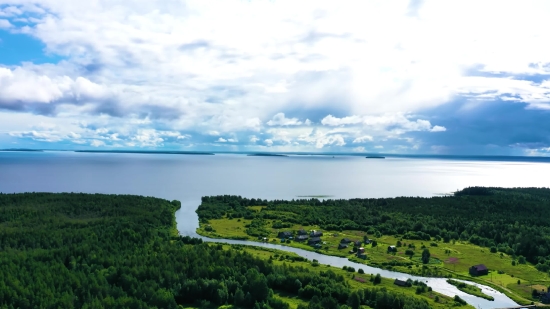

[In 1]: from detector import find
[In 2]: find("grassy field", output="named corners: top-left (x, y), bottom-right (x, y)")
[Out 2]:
top-left (197, 213), bottom-right (550, 305)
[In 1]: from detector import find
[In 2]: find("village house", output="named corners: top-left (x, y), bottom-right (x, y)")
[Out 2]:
top-left (394, 279), bottom-right (409, 287)
top-left (277, 231), bottom-right (292, 239)
top-left (387, 245), bottom-right (397, 253)
top-left (295, 235), bottom-right (309, 241)
top-left (308, 236), bottom-right (322, 245)
top-left (541, 291), bottom-right (550, 304)
top-left (354, 240), bottom-right (362, 247)
top-left (340, 238), bottom-right (352, 244)
top-left (469, 264), bottom-right (488, 276)
top-left (356, 250), bottom-right (367, 259)
top-left (297, 229), bottom-right (307, 235)
top-left (338, 243), bottom-right (348, 249)
top-left (310, 230), bottom-right (323, 237)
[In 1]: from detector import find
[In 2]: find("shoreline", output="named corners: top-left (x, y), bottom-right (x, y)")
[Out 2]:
top-left (195, 225), bottom-right (533, 306)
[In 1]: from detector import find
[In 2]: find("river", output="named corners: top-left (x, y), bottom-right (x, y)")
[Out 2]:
top-left (2, 151), bottom-right (550, 308)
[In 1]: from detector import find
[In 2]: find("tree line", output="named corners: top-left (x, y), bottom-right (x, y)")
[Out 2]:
top-left (197, 187), bottom-right (550, 267)
top-left (1, 193), bottom-right (433, 309)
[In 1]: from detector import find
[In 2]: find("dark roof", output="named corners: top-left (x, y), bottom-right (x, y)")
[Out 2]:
top-left (341, 238), bottom-right (351, 243)
top-left (471, 264), bottom-right (487, 271)
top-left (394, 279), bottom-right (408, 287)
top-left (308, 236), bottom-right (321, 242)
top-left (295, 235), bottom-right (309, 240)
top-left (297, 229), bottom-right (307, 235)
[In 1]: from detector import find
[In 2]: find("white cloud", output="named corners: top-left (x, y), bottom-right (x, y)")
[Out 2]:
top-left (374, 145), bottom-right (384, 149)
top-left (217, 137), bottom-right (227, 142)
top-left (352, 135), bottom-right (373, 143)
top-left (264, 139), bottom-right (273, 146)
top-left (266, 113), bottom-right (302, 126)
top-left (3, 0), bottom-right (550, 152)
top-left (321, 115), bottom-right (363, 126)
top-left (90, 140), bottom-right (105, 147)
top-left (249, 135), bottom-right (260, 143)
top-left (352, 146), bottom-right (365, 152)
top-left (0, 19), bottom-right (13, 29)
top-left (430, 125), bottom-right (446, 132)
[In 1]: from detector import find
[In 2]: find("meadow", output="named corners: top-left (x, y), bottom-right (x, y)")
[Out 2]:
top-left (196, 188), bottom-right (550, 305)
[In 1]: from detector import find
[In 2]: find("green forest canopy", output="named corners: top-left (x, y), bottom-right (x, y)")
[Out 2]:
top-left (197, 187), bottom-right (550, 268)
top-left (0, 193), bottom-right (433, 309)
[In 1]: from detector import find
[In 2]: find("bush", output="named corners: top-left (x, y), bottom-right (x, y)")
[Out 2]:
top-left (358, 268), bottom-right (365, 274)
top-left (454, 295), bottom-right (467, 305)
top-left (373, 274), bottom-right (381, 284)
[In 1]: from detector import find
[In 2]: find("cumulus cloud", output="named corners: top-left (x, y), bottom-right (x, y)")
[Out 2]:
top-left (0, 19), bottom-right (13, 29)
top-left (1, 0), bottom-right (550, 153)
top-left (266, 113), bottom-right (303, 126)
top-left (90, 140), bottom-right (105, 147)
top-left (217, 137), bottom-right (227, 143)
top-left (353, 135), bottom-right (373, 143)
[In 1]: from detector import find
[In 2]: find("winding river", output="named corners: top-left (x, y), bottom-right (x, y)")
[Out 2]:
top-left (3, 151), bottom-right (550, 308)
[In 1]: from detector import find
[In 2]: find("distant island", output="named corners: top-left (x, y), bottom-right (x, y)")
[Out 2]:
top-left (74, 150), bottom-right (214, 155)
top-left (365, 156), bottom-right (385, 159)
top-left (247, 153), bottom-right (288, 157)
top-left (0, 148), bottom-right (43, 152)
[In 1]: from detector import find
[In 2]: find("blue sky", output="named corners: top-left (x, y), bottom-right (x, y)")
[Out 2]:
top-left (1, 0), bottom-right (550, 155)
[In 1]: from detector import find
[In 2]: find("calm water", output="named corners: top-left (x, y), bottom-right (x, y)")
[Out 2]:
top-left (1, 151), bottom-right (549, 308)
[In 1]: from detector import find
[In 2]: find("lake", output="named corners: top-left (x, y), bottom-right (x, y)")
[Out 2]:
top-left (1, 151), bottom-right (549, 308)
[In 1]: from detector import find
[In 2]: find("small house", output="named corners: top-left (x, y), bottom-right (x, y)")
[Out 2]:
top-left (469, 264), bottom-right (488, 276)
top-left (354, 240), bottom-right (362, 247)
top-left (541, 292), bottom-right (550, 304)
top-left (357, 252), bottom-right (367, 260)
top-left (341, 238), bottom-right (352, 244)
top-left (308, 237), bottom-right (322, 245)
top-left (387, 245), bottom-right (397, 252)
top-left (364, 239), bottom-right (372, 244)
top-left (310, 230), bottom-right (323, 237)
top-left (295, 235), bottom-right (309, 242)
top-left (358, 247), bottom-right (365, 253)
top-left (277, 231), bottom-right (292, 239)
top-left (297, 229), bottom-right (307, 235)
top-left (338, 243), bottom-right (348, 249)
top-left (394, 279), bottom-right (409, 287)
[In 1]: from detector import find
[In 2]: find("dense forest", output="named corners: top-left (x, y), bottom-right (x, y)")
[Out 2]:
top-left (197, 187), bottom-right (550, 267)
top-left (0, 193), bottom-right (433, 309)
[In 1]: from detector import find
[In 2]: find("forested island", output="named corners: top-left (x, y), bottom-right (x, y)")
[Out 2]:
top-left (74, 150), bottom-right (215, 155)
top-left (0, 193), bottom-right (455, 309)
top-left (196, 187), bottom-right (550, 305)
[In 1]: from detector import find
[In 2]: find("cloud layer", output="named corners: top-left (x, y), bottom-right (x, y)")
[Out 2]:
top-left (1, 0), bottom-right (550, 154)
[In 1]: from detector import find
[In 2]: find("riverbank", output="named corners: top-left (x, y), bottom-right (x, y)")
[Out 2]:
top-left (195, 191), bottom-right (550, 306)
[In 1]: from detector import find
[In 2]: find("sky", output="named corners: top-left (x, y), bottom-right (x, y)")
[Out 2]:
top-left (0, 0), bottom-right (550, 155)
